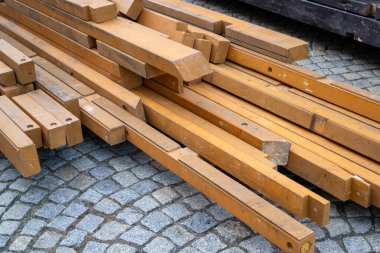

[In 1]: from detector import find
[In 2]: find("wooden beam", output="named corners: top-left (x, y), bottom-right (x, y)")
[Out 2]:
top-left (79, 97), bottom-right (125, 145)
top-left (96, 40), bottom-right (164, 79)
top-left (89, 94), bottom-right (316, 253)
top-left (145, 80), bottom-right (291, 166)
top-left (0, 95), bottom-right (42, 148)
top-left (133, 85), bottom-right (330, 226)
top-left (0, 83), bottom-right (34, 97)
top-left (5, 0), bottom-right (96, 48)
top-left (205, 63), bottom-right (380, 163)
top-left (150, 74), bottom-right (184, 93)
top-left (0, 30), bottom-right (36, 57)
top-left (0, 12), bottom-right (146, 120)
top-left (35, 65), bottom-right (81, 118)
top-left (13, 92), bottom-right (67, 149)
top-left (39, 0), bottom-right (117, 23)
top-left (27, 89), bottom-right (83, 147)
top-left (33, 56), bottom-right (95, 97)
top-left (0, 39), bottom-right (35, 84)
top-left (194, 38), bottom-right (212, 61)
top-left (189, 83), bottom-right (372, 207)
top-left (15, 0), bottom-right (212, 82)
top-left (228, 44), bottom-right (380, 123)
top-left (0, 106), bottom-right (40, 176)
top-left (0, 60), bottom-right (16, 86)
top-left (190, 84), bottom-right (380, 209)
top-left (111, 0), bottom-right (144, 20)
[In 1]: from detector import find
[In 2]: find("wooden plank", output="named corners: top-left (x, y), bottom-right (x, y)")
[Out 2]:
top-left (0, 108), bottom-right (40, 177)
top-left (40, 0), bottom-right (117, 23)
top-left (187, 25), bottom-right (230, 64)
top-left (15, 0), bottom-right (212, 82)
top-left (0, 39), bottom-right (36, 84)
top-left (0, 95), bottom-right (42, 148)
top-left (133, 85), bottom-right (330, 226)
top-left (13, 92), bottom-right (67, 149)
top-left (33, 56), bottom-right (95, 97)
top-left (27, 90), bottom-right (83, 147)
top-left (0, 30), bottom-right (36, 57)
top-left (96, 40), bottom-right (164, 79)
top-left (0, 60), bottom-right (16, 86)
top-left (35, 65), bottom-right (81, 118)
top-left (0, 83), bottom-right (34, 97)
top-left (189, 83), bottom-right (372, 207)
top-left (205, 63), bottom-right (380, 162)
top-left (118, 65), bottom-right (143, 90)
top-left (225, 24), bottom-right (309, 62)
top-left (228, 44), bottom-right (380, 123)
top-left (90, 95), bottom-right (315, 253)
top-left (194, 38), bottom-right (212, 61)
top-left (144, 0), bottom-right (225, 33)
top-left (0, 12), bottom-right (146, 120)
top-left (5, 0), bottom-right (96, 48)
top-left (79, 97), bottom-right (125, 145)
top-left (190, 83), bottom-right (380, 208)
top-left (1, 5), bottom-right (122, 79)
top-left (150, 74), bottom-right (184, 93)
top-left (144, 0), bottom-right (309, 62)
top-left (145, 80), bottom-right (291, 166)
top-left (111, 0), bottom-right (144, 20)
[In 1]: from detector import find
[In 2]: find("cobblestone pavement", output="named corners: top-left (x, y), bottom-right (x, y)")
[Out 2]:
top-left (0, 1), bottom-right (380, 253)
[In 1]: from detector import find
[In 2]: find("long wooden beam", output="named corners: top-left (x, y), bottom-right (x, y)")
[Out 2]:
top-left (5, 0), bottom-right (95, 48)
top-left (0, 60), bottom-right (16, 86)
top-left (190, 83), bottom-right (380, 208)
top-left (133, 85), bottom-right (330, 226)
top-left (204, 63), bottom-right (380, 162)
top-left (228, 44), bottom-right (380, 123)
top-left (146, 81), bottom-right (371, 207)
top-left (88, 94), bottom-right (316, 253)
top-left (0, 12), bottom-right (146, 121)
top-left (13, 0), bottom-right (212, 82)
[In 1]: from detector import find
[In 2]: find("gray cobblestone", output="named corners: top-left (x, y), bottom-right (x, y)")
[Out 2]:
top-left (110, 188), bottom-right (139, 205)
top-left (20, 188), bottom-right (47, 204)
top-left (35, 203), bottom-right (65, 219)
top-left (21, 219), bottom-right (46, 236)
top-left (94, 221), bottom-right (128, 241)
top-left (94, 180), bottom-right (120, 195)
top-left (116, 208), bottom-right (143, 225)
top-left (107, 243), bottom-right (136, 253)
top-left (316, 239), bottom-right (344, 253)
top-left (33, 231), bottom-right (62, 249)
top-left (63, 202), bottom-right (88, 218)
top-left (9, 235), bottom-right (32, 251)
top-left (133, 151), bottom-right (153, 164)
top-left (131, 164), bottom-right (158, 179)
top-left (83, 241), bottom-right (109, 253)
top-left (49, 188), bottom-right (79, 204)
top-left (58, 148), bottom-right (81, 161)
top-left (208, 205), bottom-right (233, 221)
top-left (366, 234), bottom-right (380, 252)
top-left (152, 186), bottom-right (180, 204)
top-left (112, 171), bottom-right (138, 187)
top-left (162, 203), bottom-right (191, 221)
top-left (94, 198), bottom-right (121, 214)
top-left (90, 148), bottom-right (114, 162)
top-left (1, 202), bottom-right (30, 220)
top-left (152, 171), bottom-right (182, 186)
top-left (0, 220), bottom-right (20, 235)
top-left (141, 210), bottom-right (173, 232)
top-left (56, 247), bottom-right (76, 253)
top-left (220, 247), bottom-right (245, 253)
top-left (90, 166), bottom-right (114, 180)
top-left (70, 157), bottom-right (96, 172)
top-left (133, 196), bottom-right (159, 212)
top-left (0, 235), bottom-right (9, 247)
top-left (54, 166), bottom-right (78, 181)
top-left (80, 188), bottom-right (103, 203)
top-left (69, 174), bottom-right (96, 190)
top-left (9, 178), bottom-right (33, 192)
top-left (38, 175), bottom-right (64, 190)
top-left (60, 229), bottom-right (87, 247)
top-left (325, 218), bottom-right (351, 237)
top-left (215, 221), bottom-right (251, 244)
top-left (47, 215), bottom-right (76, 231)
top-left (343, 236), bottom-right (372, 253)
top-left (120, 225), bottom-right (153, 245)
top-left (143, 237), bottom-right (175, 253)
top-left (184, 193), bottom-right (211, 210)
top-left (0, 169), bottom-right (20, 182)
top-left (240, 236), bottom-right (273, 253)
top-left (109, 155), bottom-right (137, 171)
top-left (163, 225), bottom-right (195, 246)
top-left (183, 212), bottom-right (217, 234)
top-left (130, 179), bottom-right (159, 195)
top-left (175, 183), bottom-right (198, 198)
top-left (192, 233), bottom-right (226, 253)
top-left (76, 214), bottom-right (104, 233)
top-left (0, 191), bottom-right (19, 206)
top-left (345, 203), bottom-right (372, 218)
top-left (348, 217), bottom-right (372, 234)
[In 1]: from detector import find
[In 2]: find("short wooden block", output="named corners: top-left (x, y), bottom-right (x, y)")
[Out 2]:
top-left (0, 83), bottom-right (34, 97)
top-left (0, 39), bottom-right (36, 84)
top-left (112, 0), bottom-right (144, 20)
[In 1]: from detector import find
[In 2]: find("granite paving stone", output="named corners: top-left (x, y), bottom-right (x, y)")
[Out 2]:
top-left (133, 196), bottom-right (159, 212)
top-left (47, 215), bottom-right (76, 231)
top-left (107, 243), bottom-right (137, 253)
top-left (82, 241), bottom-right (109, 253)
top-left (93, 221), bottom-right (128, 241)
top-left (70, 157), bottom-right (97, 172)
top-left (163, 225), bottom-right (195, 246)
top-left (120, 225), bottom-right (153, 245)
top-left (143, 237), bottom-right (175, 253)
top-left (343, 236), bottom-right (372, 253)
top-left (33, 231), bottom-right (62, 249)
top-left (69, 174), bottom-right (96, 190)
top-left (141, 210), bottom-right (173, 232)
top-left (110, 188), bottom-right (140, 205)
top-left (90, 166), bottom-right (114, 180)
top-left (239, 236), bottom-right (274, 253)
top-left (60, 229), bottom-right (87, 247)
top-left (49, 188), bottom-right (79, 204)
top-left (0, 220), bottom-right (20, 235)
top-left (94, 180), bottom-right (120, 195)
top-left (9, 235), bottom-right (32, 251)
top-left (79, 189), bottom-right (103, 203)
top-left (183, 212), bottom-right (217, 234)
top-left (94, 198), bottom-right (121, 214)
top-left (109, 155), bottom-right (137, 171)
top-left (21, 219), bottom-right (46, 236)
top-left (76, 214), bottom-right (104, 233)
top-left (35, 203), bottom-right (65, 219)
top-left (162, 203), bottom-right (191, 221)
top-left (116, 208), bottom-right (143, 225)
top-left (1, 202), bottom-right (31, 220)
top-left (9, 178), bottom-right (33, 192)
top-left (152, 186), bottom-right (180, 204)
top-left (62, 202), bottom-right (88, 218)
top-left (192, 233), bottom-right (226, 253)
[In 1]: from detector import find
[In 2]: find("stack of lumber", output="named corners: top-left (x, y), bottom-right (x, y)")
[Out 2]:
top-left (0, 0), bottom-right (378, 252)
top-left (237, 0), bottom-right (380, 47)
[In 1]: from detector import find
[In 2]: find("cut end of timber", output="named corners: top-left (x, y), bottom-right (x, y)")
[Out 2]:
top-left (174, 52), bottom-right (213, 82)
top-left (262, 141), bottom-right (291, 166)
